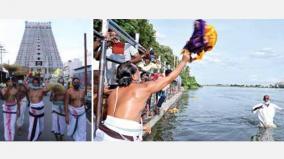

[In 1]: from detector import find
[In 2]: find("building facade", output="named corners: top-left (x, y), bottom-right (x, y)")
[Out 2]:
top-left (63, 58), bottom-right (83, 79)
top-left (73, 65), bottom-right (92, 87)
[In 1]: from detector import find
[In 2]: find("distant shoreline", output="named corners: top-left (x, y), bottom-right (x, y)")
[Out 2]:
top-left (202, 84), bottom-right (284, 89)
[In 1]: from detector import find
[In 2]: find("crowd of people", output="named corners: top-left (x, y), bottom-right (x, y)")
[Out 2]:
top-left (0, 74), bottom-right (88, 141)
top-left (94, 29), bottom-right (184, 141)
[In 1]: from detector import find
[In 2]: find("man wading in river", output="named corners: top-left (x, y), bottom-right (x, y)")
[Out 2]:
top-left (252, 95), bottom-right (282, 128)
top-left (95, 51), bottom-right (193, 141)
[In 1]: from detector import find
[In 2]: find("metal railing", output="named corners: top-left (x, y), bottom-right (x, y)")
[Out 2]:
top-left (143, 83), bottom-right (181, 115)
top-left (95, 19), bottom-right (182, 131)
top-left (93, 20), bottom-right (147, 53)
top-left (108, 20), bottom-right (147, 53)
top-left (95, 19), bottom-right (147, 130)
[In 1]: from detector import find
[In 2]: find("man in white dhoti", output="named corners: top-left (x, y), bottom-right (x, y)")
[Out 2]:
top-left (252, 95), bottom-right (282, 128)
top-left (94, 52), bottom-right (192, 141)
top-left (0, 77), bottom-right (20, 141)
top-left (50, 78), bottom-right (66, 141)
top-left (16, 80), bottom-right (29, 135)
top-left (65, 77), bottom-right (87, 141)
top-left (66, 105), bottom-right (86, 141)
top-left (27, 77), bottom-right (49, 141)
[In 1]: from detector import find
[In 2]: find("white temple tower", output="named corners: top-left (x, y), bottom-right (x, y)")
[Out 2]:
top-left (15, 21), bottom-right (63, 75)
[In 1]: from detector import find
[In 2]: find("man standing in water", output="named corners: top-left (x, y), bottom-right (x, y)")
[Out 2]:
top-left (95, 52), bottom-right (192, 141)
top-left (65, 77), bottom-right (87, 141)
top-left (1, 77), bottom-right (20, 141)
top-left (16, 79), bottom-right (29, 135)
top-left (252, 95), bottom-right (282, 128)
top-left (27, 77), bottom-right (49, 141)
top-left (50, 78), bottom-right (66, 141)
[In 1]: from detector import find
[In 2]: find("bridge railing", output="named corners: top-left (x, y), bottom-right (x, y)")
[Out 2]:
top-left (95, 19), bottom-right (148, 130)
top-left (94, 19), bottom-right (182, 130)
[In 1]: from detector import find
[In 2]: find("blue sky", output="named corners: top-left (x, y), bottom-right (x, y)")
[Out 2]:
top-left (0, 19), bottom-right (92, 65)
top-left (150, 19), bottom-right (284, 85)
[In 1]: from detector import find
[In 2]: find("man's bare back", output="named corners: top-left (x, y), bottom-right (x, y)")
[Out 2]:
top-left (106, 52), bottom-right (190, 123)
top-left (107, 83), bottom-right (150, 122)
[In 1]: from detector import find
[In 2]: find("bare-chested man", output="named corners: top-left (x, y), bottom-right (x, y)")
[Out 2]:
top-left (1, 77), bottom-right (20, 141)
top-left (50, 78), bottom-right (66, 141)
top-left (95, 52), bottom-right (191, 141)
top-left (65, 77), bottom-right (87, 141)
top-left (16, 79), bottom-right (29, 135)
top-left (27, 77), bottom-right (49, 141)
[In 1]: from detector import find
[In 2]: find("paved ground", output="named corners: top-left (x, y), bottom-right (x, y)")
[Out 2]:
top-left (0, 93), bottom-right (92, 141)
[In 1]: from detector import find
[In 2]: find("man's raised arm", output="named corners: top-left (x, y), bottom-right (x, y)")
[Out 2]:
top-left (145, 51), bottom-right (191, 94)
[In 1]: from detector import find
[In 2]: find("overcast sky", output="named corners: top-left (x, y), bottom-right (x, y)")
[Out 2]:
top-left (150, 19), bottom-right (284, 85)
top-left (0, 19), bottom-right (92, 65)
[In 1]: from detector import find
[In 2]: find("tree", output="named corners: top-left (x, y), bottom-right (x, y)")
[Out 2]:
top-left (114, 19), bottom-right (156, 49)
top-left (93, 19), bottom-right (102, 33)
top-left (180, 66), bottom-right (200, 89)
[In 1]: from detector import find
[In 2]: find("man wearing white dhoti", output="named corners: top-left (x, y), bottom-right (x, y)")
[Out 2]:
top-left (252, 95), bottom-right (282, 128)
top-left (16, 80), bottom-right (29, 135)
top-left (50, 78), bottom-right (66, 141)
top-left (67, 105), bottom-right (86, 141)
top-left (27, 77), bottom-right (49, 141)
top-left (0, 77), bottom-right (20, 141)
top-left (95, 52), bottom-right (191, 141)
top-left (65, 77), bottom-right (87, 141)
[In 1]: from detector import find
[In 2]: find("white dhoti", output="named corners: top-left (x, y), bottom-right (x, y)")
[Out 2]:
top-left (67, 105), bottom-right (86, 141)
top-left (51, 101), bottom-right (66, 135)
top-left (2, 104), bottom-right (17, 141)
top-left (16, 97), bottom-right (28, 128)
top-left (28, 101), bottom-right (45, 141)
top-left (94, 115), bottom-right (143, 142)
top-left (252, 103), bottom-right (281, 128)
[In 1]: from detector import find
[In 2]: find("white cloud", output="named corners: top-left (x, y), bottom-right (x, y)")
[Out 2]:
top-left (155, 31), bottom-right (166, 39)
top-left (204, 55), bottom-right (222, 63)
top-left (250, 48), bottom-right (281, 59)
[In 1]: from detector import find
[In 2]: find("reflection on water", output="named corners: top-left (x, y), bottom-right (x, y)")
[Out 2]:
top-left (251, 128), bottom-right (274, 141)
top-left (145, 86), bottom-right (284, 141)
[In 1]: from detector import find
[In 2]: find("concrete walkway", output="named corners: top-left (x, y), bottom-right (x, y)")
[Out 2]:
top-left (143, 90), bottom-right (183, 136)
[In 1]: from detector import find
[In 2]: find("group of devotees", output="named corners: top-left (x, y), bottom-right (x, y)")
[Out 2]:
top-left (0, 76), bottom-right (87, 141)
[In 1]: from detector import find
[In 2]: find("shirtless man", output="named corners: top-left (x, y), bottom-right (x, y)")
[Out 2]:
top-left (50, 78), bottom-right (66, 141)
top-left (27, 77), bottom-right (49, 141)
top-left (1, 77), bottom-right (20, 141)
top-left (16, 80), bottom-right (29, 135)
top-left (95, 51), bottom-right (192, 141)
top-left (65, 77), bottom-right (87, 141)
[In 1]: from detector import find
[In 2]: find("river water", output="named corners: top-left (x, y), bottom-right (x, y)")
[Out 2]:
top-left (145, 86), bottom-right (284, 141)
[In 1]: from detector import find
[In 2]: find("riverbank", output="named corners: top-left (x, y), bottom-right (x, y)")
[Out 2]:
top-left (143, 88), bottom-right (183, 137)
top-left (204, 84), bottom-right (284, 89)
